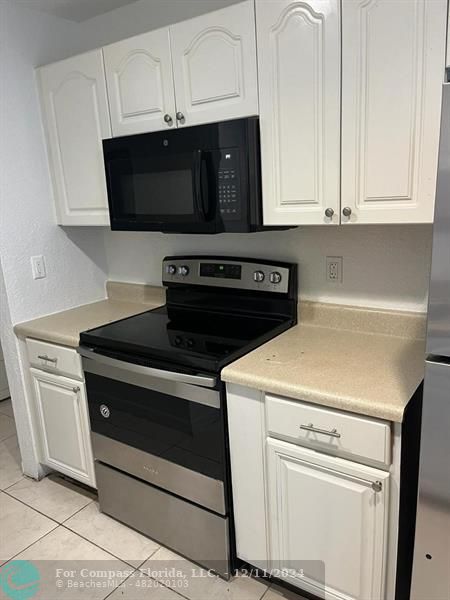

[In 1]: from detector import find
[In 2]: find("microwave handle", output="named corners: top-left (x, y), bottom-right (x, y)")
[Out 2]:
top-left (193, 150), bottom-right (210, 220)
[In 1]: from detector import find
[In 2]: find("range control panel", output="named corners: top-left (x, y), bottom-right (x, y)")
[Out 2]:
top-left (218, 148), bottom-right (241, 221)
top-left (162, 257), bottom-right (292, 294)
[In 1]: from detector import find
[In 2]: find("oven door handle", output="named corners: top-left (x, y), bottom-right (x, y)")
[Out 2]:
top-left (78, 347), bottom-right (217, 388)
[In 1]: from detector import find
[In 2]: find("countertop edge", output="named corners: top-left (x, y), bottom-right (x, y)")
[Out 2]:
top-left (221, 371), bottom-right (413, 423)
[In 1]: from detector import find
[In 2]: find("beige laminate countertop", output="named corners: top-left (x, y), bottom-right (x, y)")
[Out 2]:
top-left (222, 302), bottom-right (426, 423)
top-left (15, 286), bottom-right (426, 423)
top-left (14, 282), bottom-right (165, 348)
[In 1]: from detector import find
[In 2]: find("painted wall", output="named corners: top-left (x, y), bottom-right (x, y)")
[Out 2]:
top-left (0, 0), bottom-right (109, 477)
top-left (104, 225), bottom-right (433, 313)
top-left (74, 0), bottom-right (244, 51)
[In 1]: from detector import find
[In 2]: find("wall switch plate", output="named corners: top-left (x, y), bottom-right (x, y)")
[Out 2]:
top-left (326, 256), bottom-right (343, 283)
top-left (31, 255), bottom-right (46, 280)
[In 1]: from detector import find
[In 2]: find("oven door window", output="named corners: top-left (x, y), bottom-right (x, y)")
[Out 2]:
top-left (106, 150), bottom-right (214, 227)
top-left (85, 372), bottom-right (225, 481)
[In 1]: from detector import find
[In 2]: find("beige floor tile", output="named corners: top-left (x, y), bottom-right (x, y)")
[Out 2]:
top-left (0, 492), bottom-right (57, 561)
top-left (108, 572), bottom-right (183, 599)
top-left (13, 526), bottom-right (132, 599)
top-left (0, 435), bottom-right (23, 490)
top-left (141, 547), bottom-right (268, 600)
top-left (65, 502), bottom-right (160, 567)
top-left (263, 584), bottom-right (308, 600)
top-left (7, 474), bottom-right (95, 522)
top-left (0, 414), bottom-right (16, 442)
top-left (0, 398), bottom-right (13, 418)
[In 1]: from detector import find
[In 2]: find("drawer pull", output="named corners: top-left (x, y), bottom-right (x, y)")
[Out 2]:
top-left (37, 354), bottom-right (57, 364)
top-left (299, 423), bottom-right (341, 438)
top-left (372, 481), bottom-right (383, 493)
top-left (72, 386), bottom-right (80, 394)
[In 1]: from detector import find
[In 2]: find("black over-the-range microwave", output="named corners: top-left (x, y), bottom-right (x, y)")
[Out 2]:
top-left (103, 117), bottom-right (286, 234)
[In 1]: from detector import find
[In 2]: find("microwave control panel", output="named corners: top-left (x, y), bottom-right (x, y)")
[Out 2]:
top-left (217, 148), bottom-right (241, 221)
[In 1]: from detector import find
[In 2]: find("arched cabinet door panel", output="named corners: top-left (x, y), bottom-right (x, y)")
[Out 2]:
top-left (169, 0), bottom-right (258, 127)
top-left (104, 28), bottom-right (177, 136)
top-left (341, 0), bottom-right (447, 224)
top-left (266, 438), bottom-right (389, 600)
top-left (38, 50), bottom-right (111, 226)
top-left (256, 0), bottom-right (341, 226)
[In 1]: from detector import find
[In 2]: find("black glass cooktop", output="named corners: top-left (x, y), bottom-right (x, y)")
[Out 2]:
top-left (80, 305), bottom-right (292, 374)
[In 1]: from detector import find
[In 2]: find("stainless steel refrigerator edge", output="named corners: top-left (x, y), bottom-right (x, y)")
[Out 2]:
top-left (411, 83), bottom-right (450, 600)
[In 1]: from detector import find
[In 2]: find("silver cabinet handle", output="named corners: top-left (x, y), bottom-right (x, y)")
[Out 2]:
top-left (72, 386), bottom-right (80, 394)
top-left (163, 114), bottom-right (173, 125)
top-left (325, 208), bottom-right (334, 218)
top-left (299, 423), bottom-right (341, 438)
top-left (176, 111), bottom-right (184, 121)
top-left (342, 207), bottom-right (352, 217)
top-left (37, 354), bottom-right (57, 363)
top-left (372, 481), bottom-right (383, 493)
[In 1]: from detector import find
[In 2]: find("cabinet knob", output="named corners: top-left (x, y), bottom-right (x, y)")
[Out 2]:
top-left (372, 480), bottom-right (383, 493)
top-left (163, 114), bottom-right (173, 125)
top-left (342, 207), bottom-right (352, 217)
top-left (176, 112), bottom-right (185, 121)
top-left (72, 386), bottom-right (80, 394)
top-left (325, 208), bottom-right (334, 218)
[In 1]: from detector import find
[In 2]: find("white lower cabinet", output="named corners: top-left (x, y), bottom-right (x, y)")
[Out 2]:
top-left (227, 385), bottom-right (396, 600)
top-left (30, 368), bottom-right (95, 487)
top-left (266, 438), bottom-right (389, 600)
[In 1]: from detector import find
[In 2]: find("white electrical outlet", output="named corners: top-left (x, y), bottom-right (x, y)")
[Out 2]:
top-left (31, 255), bottom-right (46, 280)
top-left (326, 256), bottom-right (343, 283)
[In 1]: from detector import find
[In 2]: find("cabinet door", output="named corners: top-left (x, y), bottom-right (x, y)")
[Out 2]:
top-left (256, 0), bottom-right (340, 225)
top-left (341, 0), bottom-right (447, 224)
top-left (104, 28), bottom-right (177, 136)
top-left (267, 438), bottom-right (389, 600)
top-left (169, 0), bottom-right (258, 127)
top-left (38, 50), bottom-right (111, 226)
top-left (31, 369), bottom-right (95, 487)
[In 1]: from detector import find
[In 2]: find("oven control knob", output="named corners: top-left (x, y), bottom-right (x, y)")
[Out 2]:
top-left (178, 266), bottom-right (189, 276)
top-left (174, 336), bottom-right (182, 346)
top-left (187, 338), bottom-right (195, 348)
top-left (253, 270), bottom-right (265, 283)
top-left (270, 271), bottom-right (282, 284)
top-left (166, 264), bottom-right (177, 275)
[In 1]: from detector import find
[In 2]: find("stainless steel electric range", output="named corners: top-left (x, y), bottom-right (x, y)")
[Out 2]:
top-left (79, 256), bottom-right (297, 578)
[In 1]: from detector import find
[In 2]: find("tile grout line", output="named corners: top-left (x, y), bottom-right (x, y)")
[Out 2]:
top-left (2, 489), bottom-right (62, 526)
top-left (59, 522), bottom-right (159, 571)
top-left (1, 522), bottom-right (60, 565)
top-left (0, 431), bottom-right (18, 445)
top-left (60, 498), bottom-right (96, 525)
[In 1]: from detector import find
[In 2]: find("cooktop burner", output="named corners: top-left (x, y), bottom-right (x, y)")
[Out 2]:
top-left (80, 256), bottom-right (297, 374)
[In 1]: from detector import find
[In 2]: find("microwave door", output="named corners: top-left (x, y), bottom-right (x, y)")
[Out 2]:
top-left (106, 150), bottom-right (216, 232)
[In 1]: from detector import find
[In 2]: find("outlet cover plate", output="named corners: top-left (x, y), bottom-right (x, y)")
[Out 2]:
top-left (326, 256), bottom-right (343, 284)
top-left (31, 255), bottom-right (46, 280)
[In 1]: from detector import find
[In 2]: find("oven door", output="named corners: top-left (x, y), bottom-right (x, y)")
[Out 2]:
top-left (104, 138), bottom-right (217, 233)
top-left (81, 349), bottom-right (227, 515)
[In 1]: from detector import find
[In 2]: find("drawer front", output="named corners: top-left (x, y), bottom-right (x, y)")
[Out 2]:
top-left (266, 394), bottom-right (391, 466)
top-left (27, 338), bottom-right (83, 380)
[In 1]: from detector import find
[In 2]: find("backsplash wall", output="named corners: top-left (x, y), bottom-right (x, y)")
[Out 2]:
top-left (104, 224), bottom-right (433, 313)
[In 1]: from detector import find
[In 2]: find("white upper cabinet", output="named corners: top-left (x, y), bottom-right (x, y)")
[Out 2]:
top-left (38, 50), bottom-right (111, 226)
top-left (104, 28), bottom-right (177, 136)
top-left (341, 0), bottom-right (447, 224)
top-left (256, 0), bottom-right (341, 226)
top-left (267, 438), bottom-right (389, 600)
top-left (169, 0), bottom-right (258, 127)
